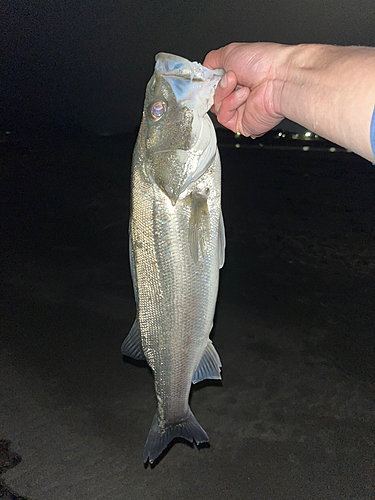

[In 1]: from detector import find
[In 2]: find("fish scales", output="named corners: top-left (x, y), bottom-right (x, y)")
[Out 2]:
top-left (133, 155), bottom-right (221, 415)
top-left (122, 53), bottom-right (225, 465)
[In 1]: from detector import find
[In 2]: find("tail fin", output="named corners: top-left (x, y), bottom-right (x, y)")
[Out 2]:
top-left (143, 409), bottom-right (209, 464)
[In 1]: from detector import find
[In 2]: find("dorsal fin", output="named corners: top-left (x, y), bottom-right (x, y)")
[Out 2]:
top-left (121, 318), bottom-right (145, 360)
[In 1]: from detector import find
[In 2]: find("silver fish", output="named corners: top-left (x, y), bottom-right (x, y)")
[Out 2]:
top-left (121, 53), bottom-right (225, 465)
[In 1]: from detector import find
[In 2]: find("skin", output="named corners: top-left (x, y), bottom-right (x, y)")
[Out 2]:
top-left (203, 42), bottom-right (375, 162)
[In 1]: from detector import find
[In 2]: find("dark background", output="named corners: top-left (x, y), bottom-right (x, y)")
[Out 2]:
top-left (1, 3), bottom-right (375, 498)
top-left (2, 0), bottom-right (375, 135)
top-left (2, 135), bottom-right (375, 498)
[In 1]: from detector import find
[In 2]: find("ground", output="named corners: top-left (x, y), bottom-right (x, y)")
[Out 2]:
top-left (1, 135), bottom-right (375, 499)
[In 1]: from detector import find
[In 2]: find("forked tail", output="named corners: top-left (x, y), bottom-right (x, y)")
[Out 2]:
top-left (143, 408), bottom-right (209, 464)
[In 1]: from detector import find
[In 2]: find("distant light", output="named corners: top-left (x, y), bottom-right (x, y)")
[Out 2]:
top-left (302, 146), bottom-right (310, 151)
top-left (259, 143), bottom-right (263, 147)
top-left (329, 147), bottom-right (336, 153)
top-left (292, 133), bottom-right (299, 140)
top-left (314, 134), bottom-right (319, 139)
top-left (346, 149), bottom-right (352, 153)
top-left (5, 131), bottom-right (11, 135)
top-left (234, 132), bottom-right (241, 138)
top-left (235, 143), bottom-right (240, 148)
top-left (278, 132), bottom-right (282, 137)
top-left (305, 131), bottom-right (312, 137)
top-left (282, 133), bottom-right (286, 138)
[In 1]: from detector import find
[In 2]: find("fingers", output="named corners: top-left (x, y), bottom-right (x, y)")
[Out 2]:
top-left (204, 42), bottom-right (285, 137)
top-left (203, 47), bottom-right (226, 70)
top-left (203, 43), bottom-right (243, 71)
top-left (216, 86), bottom-right (251, 135)
top-left (211, 69), bottom-right (251, 135)
top-left (213, 71), bottom-right (237, 113)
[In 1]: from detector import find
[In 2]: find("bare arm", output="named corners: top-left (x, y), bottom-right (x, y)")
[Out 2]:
top-left (203, 43), bottom-right (375, 162)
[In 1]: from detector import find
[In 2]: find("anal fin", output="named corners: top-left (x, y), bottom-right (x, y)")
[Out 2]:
top-left (121, 318), bottom-right (145, 360)
top-left (192, 340), bottom-right (222, 384)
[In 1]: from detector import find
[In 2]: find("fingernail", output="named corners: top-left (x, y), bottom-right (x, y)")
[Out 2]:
top-left (219, 74), bottom-right (227, 89)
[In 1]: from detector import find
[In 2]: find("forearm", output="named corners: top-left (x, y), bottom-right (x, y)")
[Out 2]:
top-left (275, 44), bottom-right (375, 161)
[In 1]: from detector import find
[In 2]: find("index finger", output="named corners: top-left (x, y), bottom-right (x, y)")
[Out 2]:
top-left (203, 43), bottom-right (245, 71)
top-left (203, 46), bottom-right (228, 70)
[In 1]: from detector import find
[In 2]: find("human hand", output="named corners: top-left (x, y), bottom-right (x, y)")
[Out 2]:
top-left (203, 42), bottom-right (289, 137)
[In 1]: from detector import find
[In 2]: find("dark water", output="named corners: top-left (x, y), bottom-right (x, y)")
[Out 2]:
top-left (1, 134), bottom-right (375, 499)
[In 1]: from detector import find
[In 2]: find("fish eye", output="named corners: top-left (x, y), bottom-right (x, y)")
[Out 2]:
top-left (150, 101), bottom-right (166, 121)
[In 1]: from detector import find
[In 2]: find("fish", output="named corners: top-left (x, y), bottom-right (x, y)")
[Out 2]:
top-left (121, 52), bottom-right (225, 465)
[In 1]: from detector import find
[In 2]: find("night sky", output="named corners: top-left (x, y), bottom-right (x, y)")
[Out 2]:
top-left (2, 0), bottom-right (375, 135)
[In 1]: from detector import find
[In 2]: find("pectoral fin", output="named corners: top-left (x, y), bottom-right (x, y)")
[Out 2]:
top-left (192, 340), bottom-right (222, 384)
top-left (188, 191), bottom-right (210, 263)
top-left (121, 318), bottom-right (145, 360)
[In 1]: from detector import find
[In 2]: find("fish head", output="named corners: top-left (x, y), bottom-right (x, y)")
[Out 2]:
top-left (139, 53), bottom-right (224, 205)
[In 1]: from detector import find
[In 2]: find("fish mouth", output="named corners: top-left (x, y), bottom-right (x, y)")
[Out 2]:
top-left (145, 53), bottom-right (223, 205)
top-left (155, 52), bottom-right (225, 82)
top-left (155, 53), bottom-right (225, 116)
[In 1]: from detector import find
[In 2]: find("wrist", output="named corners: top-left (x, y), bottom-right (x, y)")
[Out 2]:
top-left (272, 43), bottom-right (322, 118)
top-left (265, 43), bottom-right (304, 119)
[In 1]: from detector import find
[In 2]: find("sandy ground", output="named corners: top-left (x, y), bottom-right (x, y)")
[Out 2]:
top-left (1, 135), bottom-right (375, 499)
